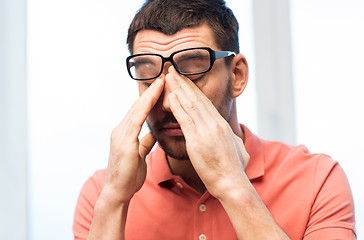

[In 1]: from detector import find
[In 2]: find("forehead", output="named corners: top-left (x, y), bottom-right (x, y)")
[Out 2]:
top-left (133, 24), bottom-right (217, 56)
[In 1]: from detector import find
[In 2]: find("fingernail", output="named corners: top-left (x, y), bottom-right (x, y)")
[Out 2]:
top-left (154, 77), bottom-right (164, 86)
top-left (156, 77), bottom-right (163, 83)
top-left (168, 65), bottom-right (176, 73)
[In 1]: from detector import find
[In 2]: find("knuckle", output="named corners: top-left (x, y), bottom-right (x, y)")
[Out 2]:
top-left (110, 123), bottom-right (134, 148)
top-left (142, 92), bottom-right (157, 106)
top-left (110, 127), bottom-right (120, 142)
top-left (187, 97), bottom-right (200, 111)
top-left (190, 95), bottom-right (199, 103)
top-left (171, 84), bottom-right (183, 94)
top-left (201, 97), bottom-right (212, 105)
top-left (185, 117), bottom-right (194, 128)
top-left (185, 104), bottom-right (197, 112)
top-left (132, 92), bottom-right (154, 110)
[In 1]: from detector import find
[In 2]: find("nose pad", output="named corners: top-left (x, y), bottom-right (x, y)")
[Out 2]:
top-left (162, 62), bottom-right (173, 76)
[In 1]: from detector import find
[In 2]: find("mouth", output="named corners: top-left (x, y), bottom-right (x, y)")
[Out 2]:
top-left (162, 123), bottom-right (184, 136)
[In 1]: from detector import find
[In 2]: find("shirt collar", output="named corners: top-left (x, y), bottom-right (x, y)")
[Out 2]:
top-left (147, 125), bottom-right (265, 185)
top-left (241, 124), bottom-right (265, 180)
top-left (147, 144), bottom-right (175, 185)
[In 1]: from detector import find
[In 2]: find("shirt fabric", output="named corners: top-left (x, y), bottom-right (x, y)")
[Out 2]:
top-left (73, 125), bottom-right (356, 240)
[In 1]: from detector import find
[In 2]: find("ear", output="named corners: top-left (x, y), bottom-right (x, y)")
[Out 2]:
top-left (230, 53), bottom-right (249, 99)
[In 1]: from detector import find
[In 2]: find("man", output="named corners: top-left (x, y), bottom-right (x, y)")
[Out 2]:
top-left (73, 0), bottom-right (356, 239)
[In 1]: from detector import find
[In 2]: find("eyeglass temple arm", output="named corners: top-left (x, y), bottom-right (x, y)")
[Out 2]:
top-left (214, 50), bottom-right (236, 59)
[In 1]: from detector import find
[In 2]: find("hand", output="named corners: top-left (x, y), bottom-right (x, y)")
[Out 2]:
top-left (166, 67), bottom-right (250, 199)
top-left (102, 77), bottom-right (165, 203)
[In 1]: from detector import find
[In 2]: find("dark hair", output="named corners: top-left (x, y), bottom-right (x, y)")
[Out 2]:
top-left (127, 0), bottom-right (239, 54)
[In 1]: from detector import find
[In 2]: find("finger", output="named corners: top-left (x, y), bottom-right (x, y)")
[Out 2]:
top-left (129, 77), bottom-right (165, 123)
top-left (119, 77), bottom-right (165, 139)
top-left (168, 92), bottom-right (196, 137)
top-left (139, 132), bottom-right (156, 160)
top-left (168, 66), bottom-right (202, 94)
top-left (167, 66), bottom-right (209, 104)
top-left (166, 67), bottom-right (214, 123)
top-left (170, 67), bottom-right (230, 126)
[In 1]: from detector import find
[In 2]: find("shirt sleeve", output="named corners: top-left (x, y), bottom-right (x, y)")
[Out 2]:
top-left (73, 170), bottom-right (106, 240)
top-left (303, 158), bottom-right (356, 239)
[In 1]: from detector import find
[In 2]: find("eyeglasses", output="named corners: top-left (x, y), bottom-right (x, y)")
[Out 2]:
top-left (126, 47), bottom-right (236, 81)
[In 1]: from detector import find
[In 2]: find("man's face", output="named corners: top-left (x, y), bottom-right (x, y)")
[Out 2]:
top-left (133, 24), bottom-right (234, 160)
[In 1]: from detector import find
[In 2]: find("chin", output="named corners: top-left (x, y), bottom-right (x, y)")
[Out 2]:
top-left (157, 135), bottom-right (190, 160)
top-left (147, 118), bottom-right (190, 160)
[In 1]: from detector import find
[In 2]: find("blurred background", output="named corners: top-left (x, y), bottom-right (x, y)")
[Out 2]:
top-left (1, 0), bottom-right (363, 239)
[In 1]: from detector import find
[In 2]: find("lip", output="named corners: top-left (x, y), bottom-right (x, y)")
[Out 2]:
top-left (162, 123), bottom-right (184, 136)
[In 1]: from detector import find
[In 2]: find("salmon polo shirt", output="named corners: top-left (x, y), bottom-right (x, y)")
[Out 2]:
top-left (73, 125), bottom-right (356, 240)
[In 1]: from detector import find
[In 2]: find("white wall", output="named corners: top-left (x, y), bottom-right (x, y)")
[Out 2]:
top-left (27, 1), bottom-right (142, 239)
top-left (252, 0), bottom-right (297, 145)
top-left (26, 0), bottom-right (256, 239)
top-left (291, 0), bottom-right (364, 237)
top-left (0, 0), bottom-right (27, 239)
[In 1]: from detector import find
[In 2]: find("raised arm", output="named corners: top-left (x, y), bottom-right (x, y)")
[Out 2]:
top-left (86, 77), bottom-right (165, 240)
top-left (166, 67), bottom-right (289, 239)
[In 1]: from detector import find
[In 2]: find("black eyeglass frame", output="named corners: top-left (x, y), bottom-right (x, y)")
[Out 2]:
top-left (126, 47), bottom-right (236, 81)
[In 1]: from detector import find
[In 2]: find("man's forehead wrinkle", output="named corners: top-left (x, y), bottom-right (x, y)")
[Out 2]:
top-left (134, 37), bottom-right (209, 54)
top-left (133, 25), bottom-right (215, 54)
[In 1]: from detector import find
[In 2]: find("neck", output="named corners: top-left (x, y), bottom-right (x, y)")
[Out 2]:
top-left (166, 100), bottom-right (244, 195)
top-left (228, 100), bottom-right (245, 142)
top-left (167, 155), bottom-right (207, 194)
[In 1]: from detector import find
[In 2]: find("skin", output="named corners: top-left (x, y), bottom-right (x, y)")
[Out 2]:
top-left (87, 24), bottom-right (290, 240)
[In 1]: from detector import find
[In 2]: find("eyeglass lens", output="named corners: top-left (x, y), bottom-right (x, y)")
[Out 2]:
top-left (128, 48), bottom-right (211, 80)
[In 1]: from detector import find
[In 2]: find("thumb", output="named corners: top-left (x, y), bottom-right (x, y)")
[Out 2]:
top-left (139, 132), bottom-right (156, 160)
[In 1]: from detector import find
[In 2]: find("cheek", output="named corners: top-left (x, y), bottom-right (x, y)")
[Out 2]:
top-left (146, 104), bottom-right (157, 121)
top-left (197, 77), bottom-right (228, 102)
top-left (201, 76), bottom-right (232, 115)
top-left (146, 97), bottom-right (163, 122)
top-left (138, 84), bottom-right (147, 96)
top-left (196, 63), bottom-right (230, 93)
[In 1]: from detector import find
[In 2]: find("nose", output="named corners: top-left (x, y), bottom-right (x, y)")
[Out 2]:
top-left (160, 82), bottom-right (172, 112)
